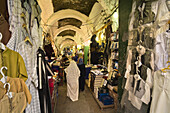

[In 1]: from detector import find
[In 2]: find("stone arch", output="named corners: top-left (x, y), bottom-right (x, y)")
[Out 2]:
top-left (45, 9), bottom-right (88, 32)
top-left (60, 40), bottom-right (76, 50)
top-left (53, 25), bottom-right (85, 39)
top-left (56, 36), bottom-right (78, 47)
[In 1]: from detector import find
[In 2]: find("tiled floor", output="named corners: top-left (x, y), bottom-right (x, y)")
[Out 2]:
top-left (54, 83), bottom-right (116, 113)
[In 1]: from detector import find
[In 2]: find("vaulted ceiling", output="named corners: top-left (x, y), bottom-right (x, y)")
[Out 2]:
top-left (38, 0), bottom-right (118, 52)
top-left (58, 18), bottom-right (82, 28)
top-left (50, 0), bottom-right (98, 49)
top-left (52, 0), bottom-right (97, 16)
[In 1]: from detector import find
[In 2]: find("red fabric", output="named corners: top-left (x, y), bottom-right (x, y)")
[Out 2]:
top-left (48, 78), bottom-right (55, 112)
top-left (48, 78), bottom-right (54, 96)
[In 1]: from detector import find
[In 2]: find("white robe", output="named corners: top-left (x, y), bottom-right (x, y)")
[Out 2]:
top-left (65, 60), bottom-right (80, 101)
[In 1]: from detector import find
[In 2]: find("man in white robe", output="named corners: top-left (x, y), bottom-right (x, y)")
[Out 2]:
top-left (65, 60), bottom-right (80, 101)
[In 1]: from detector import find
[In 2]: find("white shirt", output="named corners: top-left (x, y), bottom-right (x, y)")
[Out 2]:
top-left (150, 71), bottom-right (170, 113)
top-left (154, 32), bottom-right (170, 70)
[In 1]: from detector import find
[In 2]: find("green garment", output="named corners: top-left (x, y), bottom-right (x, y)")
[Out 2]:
top-left (0, 47), bottom-right (28, 81)
top-left (84, 46), bottom-right (89, 65)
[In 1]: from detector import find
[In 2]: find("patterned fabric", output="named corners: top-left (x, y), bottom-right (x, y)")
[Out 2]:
top-left (7, 0), bottom-right (43, 112)
top-left (7, 0), bottom-right (22, 32)
top-left (25, 83), bottom-right (41, 113)
top-left (7, 0), bottom-right (24, 51)
top-left (16, 40), bottom-right (41, 113)
top-left (155, 32), bottom-right (170, 71)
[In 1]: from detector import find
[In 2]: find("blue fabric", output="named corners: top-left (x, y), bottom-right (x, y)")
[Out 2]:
top-left (74, 55), bottom-right (78, 62)
top-left (78, 58), bottom-right (83, 65)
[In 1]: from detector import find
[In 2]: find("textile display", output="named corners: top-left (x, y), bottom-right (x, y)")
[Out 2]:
top-left (37, 48), bottom-right (53, 113)
top-left (121, 0), bottom-right (170, 112)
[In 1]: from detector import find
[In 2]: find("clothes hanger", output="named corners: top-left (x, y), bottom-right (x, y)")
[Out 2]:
top-left (4, 82), bottom-right (13, 98)
top-left (0, 66), bottom-right (13, 98)
top-left (161, 61), bottom-right (170, 73)
top-left (22, 24), bottom-right (33, 46)
top-left (0, 66), bottom-right (7, 84)
top-left (161, 67), bottom-right (170, 73)
top-left (0, 32), bottom-right (6, 50)
top-left (24, 36), bottom-right (33, 46)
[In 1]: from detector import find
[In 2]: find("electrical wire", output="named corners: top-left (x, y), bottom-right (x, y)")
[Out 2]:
top-left (83, 11), bottom-right (102, 24)
top-left (41, 5), bottom-right (118, 34)
top-left (40, 9), bottom-right (104, 28)
top-left (105, 5), bottom-right (119, 20)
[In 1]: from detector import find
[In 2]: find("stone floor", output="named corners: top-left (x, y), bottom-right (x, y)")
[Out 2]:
top-left (54, 83), bottom-right (116, 113)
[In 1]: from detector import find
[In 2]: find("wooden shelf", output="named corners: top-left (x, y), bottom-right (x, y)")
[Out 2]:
top-left (88, 87), bottom-right (114, 110)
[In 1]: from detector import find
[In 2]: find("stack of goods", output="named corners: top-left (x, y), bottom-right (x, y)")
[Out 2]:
top-left (110, 32), bottom-right (119, 71)
top-left (90, 69), bottom-right (105, 97)
top-left (107, 70), bottom-right (120, 87)
top-left (101, 95), bottom-right (114, 105)
top-left (98, 86), bottom-right (109, 101)
top-left (98, 86), bottom-right (114, 105)
top-left (94, 74), bottom-right (104, 97)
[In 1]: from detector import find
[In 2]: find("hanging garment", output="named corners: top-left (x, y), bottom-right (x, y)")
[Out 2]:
top-left (0, 76), bottom-right (32, 113)
top-left (37, 48), bottom-right (53, 113)
top-left (6, 8), bottom-right (25, 51)
top-left (121, 90), bottom-right (150, 113)
top-left (153, 0), bottom-right (170, 37)
top-left (129, 1), bottom-right (137, 31)
top-left (126, 47), bottom-right (154, 75)
top-left (0, 92), bottom-right (27, 113)
top-left (155, 0), bottom-right (169, 27)
top-left (38, 26), bottom-right (43, 47)
top-left (130, 28), bottom-right (155, 49)
top-left (154, 32), bottom-right (170, 71)
top-left (125, 68), bottom-right (152, 109)
top-left (30, 0), bottom-right (42, 27)
top-left (133, 0), bottom-right (156, 28)
top-left (150, 71), bottom-right (170, 113)
top-left (65, 60), bottom-right (80, 101)
top-left (31, 19), bottom-right (41, 49)
top-left (124, 47), bottom-right (153, 110)
top-left (7, 0), bottom-right (27, 51)
top-left (44, 44), bottom-right (54, 60)
top-left (0, 76), bottom-right (31, 103)
top-left (0, 47), bottom-right (28, 81)
top-left (7, 0), bottom-right (23, 32)
top-left (17, 40), bottom-right (41, 113)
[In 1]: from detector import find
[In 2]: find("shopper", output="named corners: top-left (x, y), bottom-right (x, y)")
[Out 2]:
top-left (61, 54), bottom-right (70, 83)
top-left (73, 53), bottom-right (78, 62)
top-left (65, 60), bottom-right (80, 101)
top-left (77, 54), bottom-right (83, 65)
top-left (77, 54), bottom-right (86, 91)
